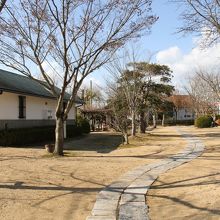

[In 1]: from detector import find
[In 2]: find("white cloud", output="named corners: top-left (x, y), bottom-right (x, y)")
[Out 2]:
top-left (156, 44), bottom-right (220, 88)
top-left (156, 46), bottom-right (183, 64)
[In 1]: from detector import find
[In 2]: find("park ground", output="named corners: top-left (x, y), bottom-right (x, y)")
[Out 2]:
top-left (0, 126), bottom-right (220, 220)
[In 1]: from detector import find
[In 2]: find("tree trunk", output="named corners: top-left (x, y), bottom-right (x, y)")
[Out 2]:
top-left (131, 110), bottom-right (136, 137)
top-left (123, 132), bottom-right (129, 145)
top-left (146, 110), bottom-right (150, 128)
top-left (153, 114), bottom-right (157, 128)
top-left (162, 114), bottom-right (165, 126)
top-left (54, 117), bottom-right (64, 156)
top-left (140, 111), bottom-right (147, 133)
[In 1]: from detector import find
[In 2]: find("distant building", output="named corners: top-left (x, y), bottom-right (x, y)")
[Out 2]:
top-left (169, 95), bottom-right (195, 121)
top-left (0, 69), bottom-right (83, 130)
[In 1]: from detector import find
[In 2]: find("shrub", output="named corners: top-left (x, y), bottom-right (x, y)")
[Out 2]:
top-left (77, 116), bottom-right (90, 133)
top-left (195, 116), bottom-right (213, 128)
top-left (0, 126), bottom-right (55, 146)
top-left (165, 119), bottom-right (194, 126)
top-left (0, 124), bottom-right (83, 146)
top-left (67, 124), bottom-right (82, 137)
top-left (215, 115), bottom-right (220, 120)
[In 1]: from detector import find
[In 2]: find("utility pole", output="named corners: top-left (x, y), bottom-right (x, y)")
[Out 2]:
top-left (90, 80), bottom-right (93, 108)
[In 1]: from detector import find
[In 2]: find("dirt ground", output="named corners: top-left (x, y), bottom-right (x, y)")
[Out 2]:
top-left (148, 126), bottom-right (220, 220)
top-left (0, 127), bottom-right (186, 220)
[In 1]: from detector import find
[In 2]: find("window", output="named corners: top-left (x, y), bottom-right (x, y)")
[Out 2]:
top-left (18, 96), bottom-right (26, 119)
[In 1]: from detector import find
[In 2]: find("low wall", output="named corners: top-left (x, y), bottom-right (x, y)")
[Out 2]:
top-left (0, 119), bottom-right (75, 130)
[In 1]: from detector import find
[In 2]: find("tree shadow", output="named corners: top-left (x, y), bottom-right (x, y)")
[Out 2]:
top-left (148, 194), bottom-right (220, 215)
top-left (148, 173), bottom-right (220, 216)
top-left (0, 132), bottom-right (123, 153)
top-left (64, 132), bottom-right (123, 153)
top-left (195, 132), bottom-right (220, 138)
top-left (150, 173), bottom-right (220, 189)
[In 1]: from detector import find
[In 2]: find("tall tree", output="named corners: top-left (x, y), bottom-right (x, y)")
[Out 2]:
top-left (107, 51), bottom-right (144, 137)
top-left (118, 69), bottom-right (143, 136)
top-left (176, 0), bottom-right (220, 46)
top-left (133, 63), bottom-right (173, 133)
top-left (0, 0), bottom-right (157, 155)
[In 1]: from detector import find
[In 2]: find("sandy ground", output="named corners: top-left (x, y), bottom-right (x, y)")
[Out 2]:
top-left (148, 126), bottom-right (220, 220)
top-left (0, 127), bottom-right (186, 220)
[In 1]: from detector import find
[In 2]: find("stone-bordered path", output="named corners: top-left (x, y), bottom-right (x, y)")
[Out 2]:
top-left (86, 127), bottom-right (205, 220)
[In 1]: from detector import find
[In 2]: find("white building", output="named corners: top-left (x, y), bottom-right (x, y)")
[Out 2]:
top-left (169, 95), bottom-right (195, 121)
top-left (0, 69), bottom-right (83, 130)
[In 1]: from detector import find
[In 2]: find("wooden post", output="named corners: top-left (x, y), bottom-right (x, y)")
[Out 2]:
top-left (64, 121), bottom-right (67, 139)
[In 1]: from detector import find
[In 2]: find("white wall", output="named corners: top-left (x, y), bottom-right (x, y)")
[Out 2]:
top-left (0, 92), bottom-right (76, 120)
top-left (177, 108), bottom-right (194, 120)
top-left (0, 92), bottom-right (18, 119)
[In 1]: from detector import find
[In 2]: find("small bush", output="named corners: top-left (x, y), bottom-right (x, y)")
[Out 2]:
top-left (77, 116), bottom-right (90, 133)
top-left (195, 116), bottom-right (213, 128)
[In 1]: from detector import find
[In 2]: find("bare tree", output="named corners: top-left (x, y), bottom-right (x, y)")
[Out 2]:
top-left (0, 0), bottom-right (6, 13)
top-left (107, 84), bottom-right (130, 144)
top-left (0, 0), bottom-right (157, 155)
top-left (107, 51), bottom-right (143, 137)
top-left (197, 70), bottom-right (220, 99)
top-left (185, 71), bottom-right (219, 116)
top-left (175, 0), bottom-right (220, 46)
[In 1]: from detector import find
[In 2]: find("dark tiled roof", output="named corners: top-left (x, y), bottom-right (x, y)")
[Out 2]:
top-left (168, 95), bottom-right (193, 108)
top-left (0, 69), bottom-right (83, 104)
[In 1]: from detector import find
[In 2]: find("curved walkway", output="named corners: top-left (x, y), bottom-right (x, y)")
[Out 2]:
top-left (86, 127), bottom-right (205, 220)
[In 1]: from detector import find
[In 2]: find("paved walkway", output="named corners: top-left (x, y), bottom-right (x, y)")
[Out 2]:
top-left (86, 128), bottom-right (205, 220)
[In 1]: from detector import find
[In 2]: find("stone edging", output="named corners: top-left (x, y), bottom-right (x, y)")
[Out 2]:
top-left (86, 128), bottom-right (205, 220)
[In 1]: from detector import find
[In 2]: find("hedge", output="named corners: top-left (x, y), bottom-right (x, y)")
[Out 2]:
top-left (77, 116), bottom-right (90, 133)
top-left (195, 115), bottom-right (213, 128)
top-left (165, 119), bottom-right (195, 126)
top-left (0, 123), bottom-right (89, 146)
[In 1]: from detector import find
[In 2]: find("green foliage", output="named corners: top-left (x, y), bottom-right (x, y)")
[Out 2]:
top-left (131, 62), bottom-right (173, 82)
top-left (215, 115), bottom-right (220, 120)
top-left (0, 124), bottom-right (83, 146)
top-left (195, 116), bottom-right (213, 128)
top-left (77, 116), bottom-right (90, 133)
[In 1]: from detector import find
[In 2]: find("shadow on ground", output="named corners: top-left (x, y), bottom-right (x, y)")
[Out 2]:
top-left (64, 132), bottom-right (123, 153)
top-left (148, 172), bottom-right (220, 216)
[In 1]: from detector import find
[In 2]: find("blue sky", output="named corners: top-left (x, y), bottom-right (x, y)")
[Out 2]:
top-left (141, 0), bottom-right (193, 55)
top-left (89, 0), bottom-right (220, 89)
top-left (1, 1), bottom-right (219, 90)
top-left (88, 0), bottom-right (195, 87)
